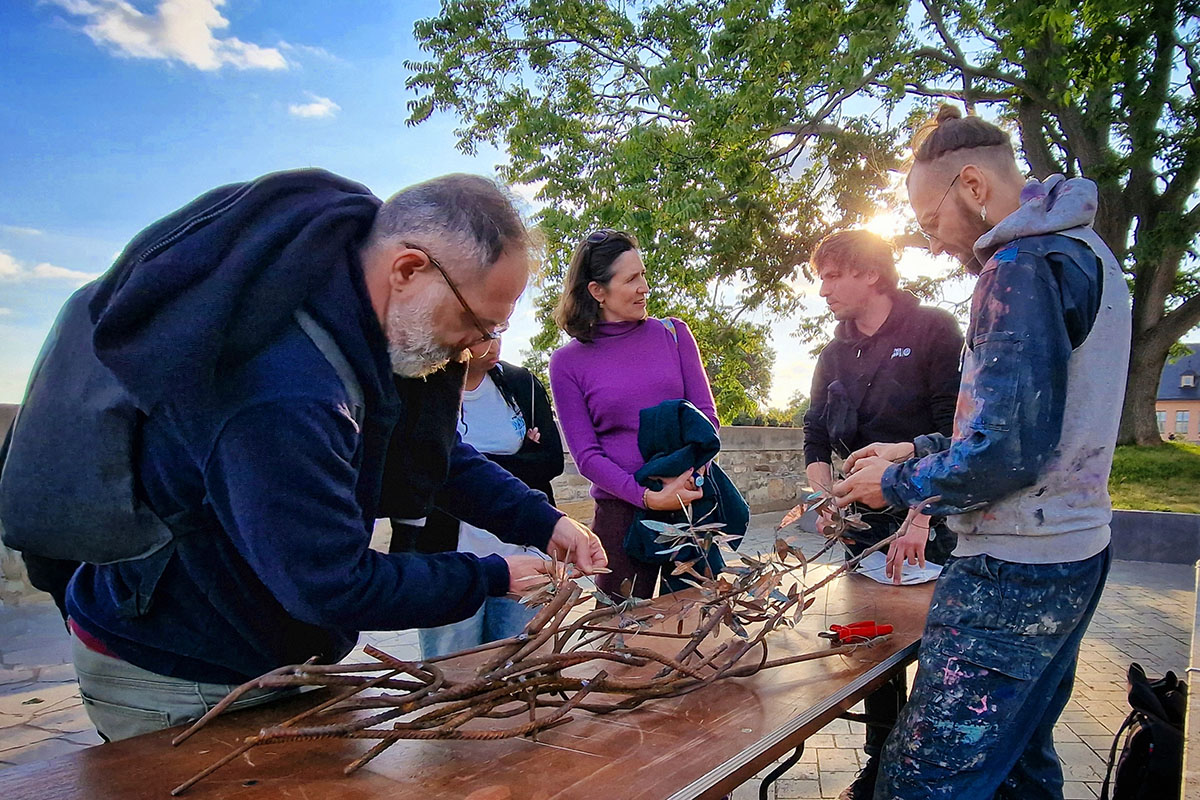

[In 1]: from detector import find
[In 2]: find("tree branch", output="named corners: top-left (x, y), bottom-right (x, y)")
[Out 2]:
top-left (1163, 134), bottom-right (1200, 216)
top-left (764, 60), bottom-right (892, 161)
top-left (910, 47), bottom-right (1038, 100)
top-left (918, 0), bottom-right (976, 112)
top-left (1016, 99), bottom-right (1064, 177)
top-left (628, 107), bottom-right (691, 123)
top-left (1184, 38), bottom-right (1200, 98)
top-left (1184, 202), bottom-right (1200, 238)
top-left (570, 39), bottom-right (653, 94)
top-left (1126, 0), bottom-right (1177, 215)
top-left (1158, 290), bottom-right (1200, 347)
top-left (896, 82), bottom-right (1012, 103)
top-left (766, 123), bottom-right (848, 159)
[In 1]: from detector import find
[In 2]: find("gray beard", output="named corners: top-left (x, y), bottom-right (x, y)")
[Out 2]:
top-left (386, 296), bottom-right (459, 378)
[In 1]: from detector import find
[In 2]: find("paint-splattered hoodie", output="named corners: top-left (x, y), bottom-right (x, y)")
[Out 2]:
top-left (881, 175), bottom-right (1132, 564)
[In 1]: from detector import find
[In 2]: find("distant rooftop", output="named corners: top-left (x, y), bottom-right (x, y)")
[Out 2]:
top-left (1159, 343), bottom-right (1200, 401)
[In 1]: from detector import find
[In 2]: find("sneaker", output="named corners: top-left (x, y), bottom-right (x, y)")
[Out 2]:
top-left (837, 756), bottom-right (879, 800)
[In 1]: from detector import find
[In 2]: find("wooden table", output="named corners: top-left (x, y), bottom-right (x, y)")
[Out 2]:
top-left (0, 568), bottom-right (934, 800)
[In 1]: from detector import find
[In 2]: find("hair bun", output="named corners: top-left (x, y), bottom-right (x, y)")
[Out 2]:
top-left (935, 104), bottom-right (963, 124)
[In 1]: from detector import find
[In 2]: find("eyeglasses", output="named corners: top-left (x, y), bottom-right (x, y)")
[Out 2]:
top-left (402, 242), bottom-right (507, 344)
top-left (919, 173), bottom-right (960, 243)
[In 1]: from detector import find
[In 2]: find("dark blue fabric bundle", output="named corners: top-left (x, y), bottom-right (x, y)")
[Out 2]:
top-left (624, 400), bottom-right (748, 577)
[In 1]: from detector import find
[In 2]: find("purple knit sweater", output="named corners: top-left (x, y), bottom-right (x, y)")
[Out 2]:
top-left (549, 318), bottom-right (719, 508)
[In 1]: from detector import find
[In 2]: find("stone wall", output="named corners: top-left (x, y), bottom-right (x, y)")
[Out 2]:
top-left (0, 404), bottom-right (35, 604)
top-left (551, 426), bottom-right (807, 517)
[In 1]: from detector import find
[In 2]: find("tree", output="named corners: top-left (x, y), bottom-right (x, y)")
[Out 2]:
top-left (878, 0), bottom-right (1199, 445)
top-left (783, 389), bottom-right (812, 427)
top-left (408, 0), bottom-right (1200, 443)
top-left (406, 0), bottom-right (898, 420)
top-left (732, 388), bottom-right (809, 426)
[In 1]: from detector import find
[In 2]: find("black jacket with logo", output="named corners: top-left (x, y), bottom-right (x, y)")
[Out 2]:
top-left (804, 292), bottom-right (963, 465)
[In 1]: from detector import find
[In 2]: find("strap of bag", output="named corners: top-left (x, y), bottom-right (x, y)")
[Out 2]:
top-left (1099, 710), bottom-right (1140, 800)
top-left (661, 317), bottom-right (679, 344)
top-left (847, 342), bottom-right (891, 412)
top-left (295, 310), bottom-right (364, 426)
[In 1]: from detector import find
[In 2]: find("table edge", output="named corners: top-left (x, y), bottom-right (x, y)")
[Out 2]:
top-left (665, 638), bottom-right (920, 800)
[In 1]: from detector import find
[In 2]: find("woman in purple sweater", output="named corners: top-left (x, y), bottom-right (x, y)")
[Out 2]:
top-left (549, 230), bottom-right (715, 598)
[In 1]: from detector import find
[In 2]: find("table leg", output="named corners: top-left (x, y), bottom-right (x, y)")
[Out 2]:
top-left (758, 742), bottom-right (804, 800)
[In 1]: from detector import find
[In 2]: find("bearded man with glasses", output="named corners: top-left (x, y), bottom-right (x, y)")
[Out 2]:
top-left (3, 170), bottom-right (605, 742)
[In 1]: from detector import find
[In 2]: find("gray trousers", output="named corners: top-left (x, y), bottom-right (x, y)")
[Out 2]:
top-left (70, 631), bottom-right (290, 741)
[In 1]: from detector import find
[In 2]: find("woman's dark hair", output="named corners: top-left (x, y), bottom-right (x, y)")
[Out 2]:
top-left (553, 230), bottom-right (639, 342)
top-left (911, 104), bottom-right (1014, 163)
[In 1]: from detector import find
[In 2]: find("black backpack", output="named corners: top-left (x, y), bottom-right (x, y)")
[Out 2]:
top-left (1100, 662), bottom-right (1186, 800)
top-left (0, 286), bottom-right (361, 565)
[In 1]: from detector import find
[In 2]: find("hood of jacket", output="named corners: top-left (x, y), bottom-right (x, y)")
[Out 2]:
top-left (973, 175), bottom-right (1099, 262)
top-left (88, 169), bottom-right (391, 413)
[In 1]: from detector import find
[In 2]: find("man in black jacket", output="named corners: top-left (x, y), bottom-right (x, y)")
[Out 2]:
top-left (801, 229), bottom-right (963, 800)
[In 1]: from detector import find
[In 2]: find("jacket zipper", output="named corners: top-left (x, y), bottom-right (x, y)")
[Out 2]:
top-left (134, 180), bottom-right (258, 266)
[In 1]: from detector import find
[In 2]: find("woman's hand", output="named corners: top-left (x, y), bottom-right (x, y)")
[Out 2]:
top-left (526, 426), bottom-right (542, 443)
top-left (844, 441), bottom-right (916, 474)
top-left (885, 512), bottom-right (931, 584)
top-left (644, 470), bottom-right (704, 511)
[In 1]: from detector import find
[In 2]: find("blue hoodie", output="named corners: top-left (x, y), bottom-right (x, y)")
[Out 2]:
top-left (65, 170), bottom-right (561, 684)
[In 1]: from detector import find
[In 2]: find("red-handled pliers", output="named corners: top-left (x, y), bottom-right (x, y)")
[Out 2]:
top-left (818, 620), bottom-right (893, 645)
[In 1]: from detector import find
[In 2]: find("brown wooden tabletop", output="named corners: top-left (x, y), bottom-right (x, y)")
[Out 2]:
top-left (0, 568), bottom-right (934, 800)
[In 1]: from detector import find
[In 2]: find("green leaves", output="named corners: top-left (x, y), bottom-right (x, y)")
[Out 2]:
top-left (407, 0), bottom-right (1200, 440)
top-left (405, 0), bottom-right (903, 420)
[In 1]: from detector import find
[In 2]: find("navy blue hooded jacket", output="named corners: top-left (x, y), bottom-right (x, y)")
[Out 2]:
top-left (623, 400), bottom-right (748, 577)
top-left (65, 170), bottom-right (561, 684)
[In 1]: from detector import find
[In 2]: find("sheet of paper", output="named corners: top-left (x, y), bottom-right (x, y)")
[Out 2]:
top-left (853, 550), bottom-right (942, 585)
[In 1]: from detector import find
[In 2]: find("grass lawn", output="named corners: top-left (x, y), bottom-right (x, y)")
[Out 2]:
top-left (1110, 441), bottom-right (1200, 513)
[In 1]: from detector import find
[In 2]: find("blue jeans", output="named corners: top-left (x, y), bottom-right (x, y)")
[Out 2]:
top-left (70, 631), bottom-right (291, 742)
top-left (874, 547), bottom-right (1110, 800)
top-left (418, 595), bottom-right (537, 660)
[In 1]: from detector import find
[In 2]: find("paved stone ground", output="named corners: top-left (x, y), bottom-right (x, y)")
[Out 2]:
top-left (0, 514), bottom-right (1193, 800)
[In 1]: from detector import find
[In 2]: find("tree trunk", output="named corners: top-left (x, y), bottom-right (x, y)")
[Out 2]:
top-left (1117, 331), bottom-right (1171, 446)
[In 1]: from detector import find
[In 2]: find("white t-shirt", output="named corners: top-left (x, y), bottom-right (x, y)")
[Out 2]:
top-left (459, 374), bottom-right (525, 456)
top-left (456, 374), bottom-right (545, 559)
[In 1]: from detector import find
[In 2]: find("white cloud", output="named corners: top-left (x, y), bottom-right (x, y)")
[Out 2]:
top-left (47, 0), bottom-right (288, 71)
top-left (0, 250), bottom-right (100, 286)
top-left (0, 225), bottom-right (44, 236)
top-left (278, 41), bottom-right (340, 63)
top-left (0, 251), bottom-right (22, 280)
top-left (288, 93), bottom-right (340, 119)
top-left (32, 262), bottom-right (102, 282)
top-left (0, 308), bottom-right (12, 316)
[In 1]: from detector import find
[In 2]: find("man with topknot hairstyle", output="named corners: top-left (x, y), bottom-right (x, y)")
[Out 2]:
top-left (834, 106), bottom-right (1132, 799)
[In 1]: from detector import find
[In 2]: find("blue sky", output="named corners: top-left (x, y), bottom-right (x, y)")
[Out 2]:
top-left (0, 0), bottom-right (537, 403)
top-left (0, 0), bottom-right (959, 409)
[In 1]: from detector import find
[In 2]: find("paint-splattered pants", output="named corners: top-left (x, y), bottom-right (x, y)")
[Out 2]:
top-left (874, 547), bottom-right (1110, 800)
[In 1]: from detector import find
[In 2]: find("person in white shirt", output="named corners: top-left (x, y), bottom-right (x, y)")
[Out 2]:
top-left (418, 337), bottom-right (565, 657)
